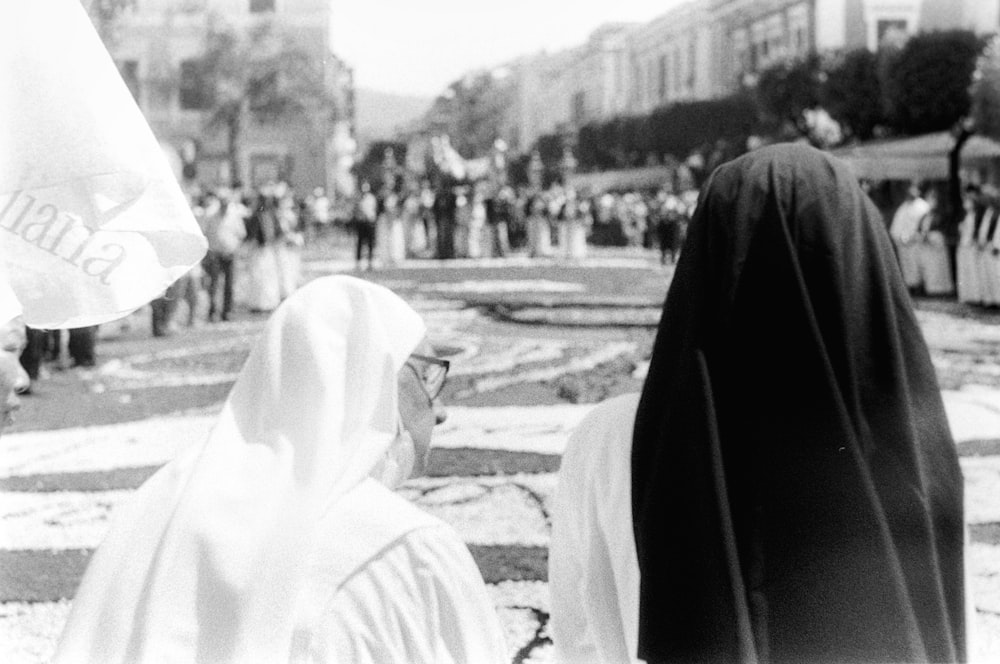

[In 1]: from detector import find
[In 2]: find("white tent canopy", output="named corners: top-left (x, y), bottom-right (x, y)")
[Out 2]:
top-left (831, 131), bottom-right (1000, 181)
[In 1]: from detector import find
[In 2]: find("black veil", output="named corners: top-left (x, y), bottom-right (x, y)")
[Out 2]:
top-left (631, 144), bottom-right (965, 663)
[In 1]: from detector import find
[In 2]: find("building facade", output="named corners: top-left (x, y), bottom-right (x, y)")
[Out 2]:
top-left (629, 1), bottom-right (714, 113)
top-left (710, 0), bottom-right (1000, 95)
top-left (101, 0), bottom-right (354, 196)
top-left (506, 0), bottom-right (1000, 153)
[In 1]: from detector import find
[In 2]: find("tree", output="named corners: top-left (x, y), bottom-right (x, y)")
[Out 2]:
top-left (882, 30), bottom-right (984, 136)
top-left (754, 53), bottom-right (824, 140)
top-left (200, 17), bottom-right (334, 186)
top-left (822, 48), bottom-right (887, 141)
top-left (420, 71), bottom-right (515, 159)
top-left (972, 35), bottom-right (1000, 141)
top-left (353, 141), bottom-right (407, 192)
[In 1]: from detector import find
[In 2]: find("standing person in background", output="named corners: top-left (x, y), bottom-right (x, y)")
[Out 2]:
top-left (68, 326), bottom-right (98, 367)
top-left (890, 183), bottom-right (929, 293)
top-left (275, 192), bottom-right (303, 300)
top-left (527, 191), bottom-right (552, 258)
top-left (354, 182), bottom-right (378, 271)
top-left (467, 187), bottom-right (486, 259)
top-left (976, 190), bottom-right (1000, 307)
top-left (402, 187), bottom-right (426, 257)
top-left (202, 189), bottom-right (247, 323)
top-left (433, 186), bottom-right (457, 259)
top-left (379, 188), bottom-right (406, 266)
top-left (956, 188), bottom-right (983, 304)
top-left (657, 194), bottom-right (685, 266)
top-left (453, 187), bottom-right (470, 259)
top-left (419, 180), bottom-right (437, 254)
top-left (244, 187), bottom-right (283, 313)
top-left (19, 327), bottom-right (47, 394)
top-left (485, 187), bottom-right (513, 258)
top-left (308, 187), bottom-right (331, 239)
top-left (917, 188), bottom-right (955, 296)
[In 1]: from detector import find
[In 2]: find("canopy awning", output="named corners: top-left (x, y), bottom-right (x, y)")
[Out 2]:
top-left (831, 131), bottom-right (1000, 181)
top-left (567, 165), bottom-right (674, 193)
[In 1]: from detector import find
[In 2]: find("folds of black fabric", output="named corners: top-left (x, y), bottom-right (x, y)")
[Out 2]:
top-left (631, 144), bottom-right (965, 664)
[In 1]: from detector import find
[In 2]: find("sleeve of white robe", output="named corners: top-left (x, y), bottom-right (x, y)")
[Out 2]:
top-left (308, 524), bottom-right (508, 664)
top-left (550, 394), bottom-right (641, 664)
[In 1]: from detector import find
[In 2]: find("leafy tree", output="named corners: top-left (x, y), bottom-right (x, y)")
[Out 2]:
top-left (972, 35), bottom-right (1000, 141)
top-left (420, 71), bottom-right (515, 159)
top-left (754, 53), bottom-right (823, 139)
top-left (200, 17), bottom-right (334, 186)
top-left (353, 141), bottom-right (407, 192)
top-left (574, 93), bottom-right (760, 171)
top-left (822, 48), bottom-right (886, 141)
top-left (882, 30), bottom-right (984, 135)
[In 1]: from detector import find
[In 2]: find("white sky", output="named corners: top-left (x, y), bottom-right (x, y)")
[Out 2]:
top-left (329, 0), bottom-right (685, 97)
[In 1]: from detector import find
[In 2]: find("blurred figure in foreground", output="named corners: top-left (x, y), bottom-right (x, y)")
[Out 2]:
top-left (0, 280), bottom-right (29, 431)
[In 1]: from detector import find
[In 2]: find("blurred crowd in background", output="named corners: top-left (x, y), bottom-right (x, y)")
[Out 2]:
top-left (15, 176), bottom-right (699, 395)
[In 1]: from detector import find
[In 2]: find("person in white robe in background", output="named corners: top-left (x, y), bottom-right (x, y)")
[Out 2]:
top-left (550, 393), bottom-right (641, 664)
top-left (55, 276), bottom-right (507, 664)
top-left (890, 184), bottom-right (929, 291)
top-left (916, 189), bottom-right (954, 296)
top-left (977, 202), bottom-right (1000, 306)
top-left (957, 191), bottom-right (982, 304)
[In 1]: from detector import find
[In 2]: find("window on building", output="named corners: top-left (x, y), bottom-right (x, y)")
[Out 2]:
top-left (673, 48), bottom-right (682, 93)
top-left (117, 60), bottom-right (140, 103)
top-left (658, 55), bottom-right (667, 100)
top-left (688, 36), bottom-right (697, 90)
top-left (572, 91), bottom-right (586, 124)
top-left (732, 27), bottom-right (750, 73)
top-left (632, 61), bottom-right (642, 105)
top-left (179, 59), bottom-right (212, 110)
top-left (788, 4), bottom-right (810, 55)
top-left (250, 0), bottom-right (275, 13)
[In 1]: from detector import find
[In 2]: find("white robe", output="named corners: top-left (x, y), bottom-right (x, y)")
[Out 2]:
top-left (55, 277), bottom-right (506, 664)
top-left (550, 393), bottom-right (641, 664)
top-left (918, 230), bottom-right (954, 296)
top-left (976, 209), bottom-right (999, 306)
top-left (956, 210), bottom-right (980, 303)
top-left (890, 198), bottom-right (929, 289)
top-left (295, 480), bottom-right (507, 664)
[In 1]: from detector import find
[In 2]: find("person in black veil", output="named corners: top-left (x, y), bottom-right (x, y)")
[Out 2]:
top-left (631, 144), bottom-right (966, 664)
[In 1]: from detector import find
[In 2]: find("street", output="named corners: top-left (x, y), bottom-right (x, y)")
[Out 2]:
top-left (2, 245), bottom-right (1000, 663)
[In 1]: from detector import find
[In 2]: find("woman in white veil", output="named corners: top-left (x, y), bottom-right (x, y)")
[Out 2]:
top-left (55, 275), bottom-right (507, 663)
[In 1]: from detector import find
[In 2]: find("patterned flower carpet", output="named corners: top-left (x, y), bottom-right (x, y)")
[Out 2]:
top-left (2, 252), bottom-right (999, 662)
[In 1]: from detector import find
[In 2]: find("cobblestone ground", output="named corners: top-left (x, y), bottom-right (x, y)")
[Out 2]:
top-left (2, 246), bottom-right (999, 662)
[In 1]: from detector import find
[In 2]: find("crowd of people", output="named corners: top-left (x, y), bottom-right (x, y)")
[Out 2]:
top-left (348, 179), bottom-right (698, 269)
top-left (16, 180), bottom-right (323, 393)
top-left (956, 184), bottom-right (1000, 306)
top-left (27, 144), bottom-right (970, 664)
top-left (888, 184), bottom-right (955, 297)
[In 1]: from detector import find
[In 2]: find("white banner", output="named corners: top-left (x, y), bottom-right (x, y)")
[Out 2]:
top-left (0, 0), bottom-right (207, 328)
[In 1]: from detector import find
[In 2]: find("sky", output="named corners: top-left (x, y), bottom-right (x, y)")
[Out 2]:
top-left (329, 0), bottom-right (685, 98)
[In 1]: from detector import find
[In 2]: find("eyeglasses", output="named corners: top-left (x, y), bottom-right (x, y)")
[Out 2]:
top-left (405, 353), bottom-right (450, 400)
